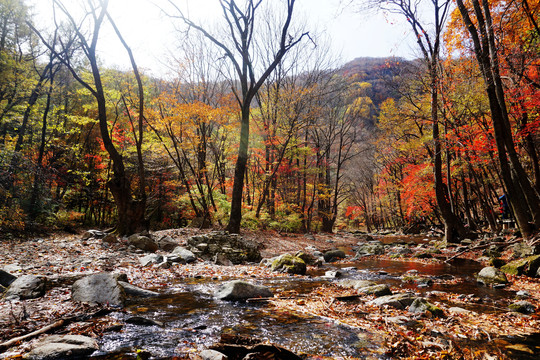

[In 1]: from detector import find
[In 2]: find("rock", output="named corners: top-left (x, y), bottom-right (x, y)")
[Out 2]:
top-left (358, 284), bottom-right (392, 297)
top-left (125, 316), bottom-right (163, 327)
top-left (81, 230), bottom-right (105, 240)
top-left (24, 335), bottom-right (98, 360)
top-left (295, 251), bottom-right (316, 265)
top-left (324, 270), bottom-right (343, 278)
top-left (482, 245), bottom-right (502, 258)
top-left (408, 298), bottom-right (445, 317)
top-left (388, 246), bottom-right (412, 257)
top-left (138, 254), bottom-right (163, 267)
top-left (511, 242), bottom-right (536, 258)
top-left (271, 254), bottom-right (306, 275)
top-left (339, 279), bottom-right (376, 290)
top-left (3, 264), bottom-right (22, 273)
top-left (5, 275), bottom-right (47, 300)
top-left (72, 273), bottom-right (125, 306)
top-left (367, 293), bottom-right (417, 309)
top-left (501, 255), bottom-right (540, 277)
top-left (323, 249), bottom-right (347, 262)
top-left (187, 231), bottom-right (261, 264)
top-left (476, 266), bottom-right (508, 286)
top-left (448, 307), bottom-right (476, 315)
top-left (355, 243), bottom-right (384, 256)
top-left (118, 281), bottom-right (159, 298)
top-left (0, 269), bottom-right (16, 287)
top-left (102, 233), bottom-right (117, 244)
top-left (516, 290), bottom-right (530, 299)
top-left (508, 301), bottom-right (536, 314)
top-left (460, 239), bottom-right (473, 246)
top-left (355, 234), bottom-right (374, 242)
top-left (157, 235), bottom-right (179, 252)
top-left (171, 247), bottom-right (197, 263)
top-left (128, 234), bottom-right (158, 252)
top-left (215, 280), bottom-right (273, 301)
top-left (198, 349), bottom-right (229, 360)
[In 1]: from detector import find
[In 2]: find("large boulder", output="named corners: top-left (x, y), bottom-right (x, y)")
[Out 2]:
top-left (476, 266), bottom-right (508, 286)
top-left (215, 280), bottom-right (273, 301)
top-left (187, 231), bottom-right (261, 264)
top-left (355, 243), bottom-right (385, 256)
top-left (171, 247), bottom-right (197, 263)
top-left (24, 335), bottom-right (98, 360)
top-left (271, 254), bottom-right (306, 275)
top-left (72, 273), bottom-right (125, 306)
top-left (367, 293), bottom-right (417, 309)
top-left (0, 269), bottom-right (16, 287)
top-left (323, 249), bottom-right (346, 262)
top-left (501, 255), bottom-right (540, 277)
top-left (156, 235), bottom-right (179, 252)
top-left (5, 275), bottom-right (47, 300)
top-left (128, 234), bottom-right (158, 252)
top-left (339, 280), bottom-right (376, 290)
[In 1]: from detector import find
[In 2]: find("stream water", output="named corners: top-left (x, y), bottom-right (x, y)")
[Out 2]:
top-left (91, 238), bottom-right (537, 359)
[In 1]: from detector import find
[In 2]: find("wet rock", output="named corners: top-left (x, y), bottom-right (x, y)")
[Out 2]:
top-left (271, 254), bottom-right (306, 275)
top-left (408, 298), bottom-right (444, 317)
top-left (323, 249), bottom-right (346, 262)
top-left (128, 234), bottom-right (159, 253)
top-left (187, 231), bottom-right (261, 264)
top-left (171, 247), bottom-right (197, 263)
top-left (0, 269), bottom-right (16, 287)
top-left (367, 293), bottom-right (417, 309)
top-left (126, 316), bottom-right (163, 326)
top-left (501, 255), bottom-right (540, 277)
top-left (157, 235), bottom-right (179, 252)
top-left (210, 334), bottom-right (302, 360)
top-left (355, 243), bottom-right (384, 256)
top-left (476, 266), bottom-right (508, 286)
top-left (5, 275), bottom-right (47, 300)
top-left (118, 281), bottom-right (159, 298)
top-left (198, 349), bottom-right (229, 360)
top-left (72, 273), bottom-right (125, 306)
top-left (215, 280), bottom-right (273, 301)
top-left (508, 301), bottom-right (536, 314)
top-left (139, 254), bottom-right (163, 267)
top-left (25, 335), bottom-right (98, 360)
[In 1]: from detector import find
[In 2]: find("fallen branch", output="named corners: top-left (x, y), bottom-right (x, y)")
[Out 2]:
top-left (0, 308), bottom-right (113, 351)
top-left (444, 238), bottom-right (522, 263)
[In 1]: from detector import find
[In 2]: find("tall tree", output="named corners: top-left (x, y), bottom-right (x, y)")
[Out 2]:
top-left (168, 0), bottom-right (309, 233)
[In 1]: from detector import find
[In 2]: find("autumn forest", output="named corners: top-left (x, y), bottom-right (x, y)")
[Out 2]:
top-left (0, 0), bottom-right (539, 241)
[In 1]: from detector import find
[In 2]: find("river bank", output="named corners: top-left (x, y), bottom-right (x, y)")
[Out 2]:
top-left (1, 229), bottom-right (539, 359)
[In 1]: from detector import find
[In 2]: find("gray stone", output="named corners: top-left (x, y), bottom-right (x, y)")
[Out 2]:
top-left (171, 247), bottom-right (197, 263)
top-left (187, 231), bottom-right (261, 264)
top-left (323, 249), bottom-right (346, 262)
top-left (324, 270), bottom-right (343, 278)
top-left (24, 335), bottom-right (98, 360)
top-left (448, 307), bottom-right (476, 315)
top-left (509, 301), bottom-right (536, 314)
top-left (102, 234), bottom-right (118, 244)
top-left (339, 280), bottom-right (376, 290)
top-left (5, 275), bottom-right (47, 299)
top-left (271, 254), bottom-right (306, 275)
top-left (476, 266), bottom-right (508, 286)
top-left (408, 298), bottom-right (444, 317)
top-left (357, 284), bottom-right (392, 297)
top-left (128, 234), bottom-right (158, 252)
top-left (72, 273), bottom-right (125, 306)
top-left (511, 242), bottom-right (536, 258)
top-left (157, 235), bottom-right (179, 252)
top-left (215, 280), bottom-right (273, 301)
top-left (367, 293), bottom-right (417, 309)
top-left (0, 269), bottom-right (16, 287)
top-left (516, 290), bottom-right (530, 299)
top-left (199, 349), bottom-right (229, 360)
top-left (355, 243), bottom-right (384, 256)
top-left (118, 281), bottom-right (159, 298)
top-left (3, 264), bottom-right (22, 273)
top-left (295, 251), bottom-right (316, 265)
top-left (81, 230), bottom-right (105, 240)
top-left (388, 246), bottom-right (412, 256)
top-left (138, 254), bottom-right (163, 267)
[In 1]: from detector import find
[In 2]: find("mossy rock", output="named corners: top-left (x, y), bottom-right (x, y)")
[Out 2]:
top-left (408, 298), bottom-right (445, 317)
top-left (501, 255), bottom-right (540, 277)
top-left (476, 266), bottom-right (508, 286)
top-left (271, 254), bottom-right (306, 275)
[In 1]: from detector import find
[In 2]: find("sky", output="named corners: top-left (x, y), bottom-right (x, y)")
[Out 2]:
top-left (28, 0), bottom-right (416, 77)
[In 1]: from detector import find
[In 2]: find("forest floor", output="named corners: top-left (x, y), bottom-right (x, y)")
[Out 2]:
top-left (0, 228), bottom-right (540, 359)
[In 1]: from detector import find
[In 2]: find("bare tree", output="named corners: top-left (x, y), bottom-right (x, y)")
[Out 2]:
top-left (167, 0), bottom-right (309, 233)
